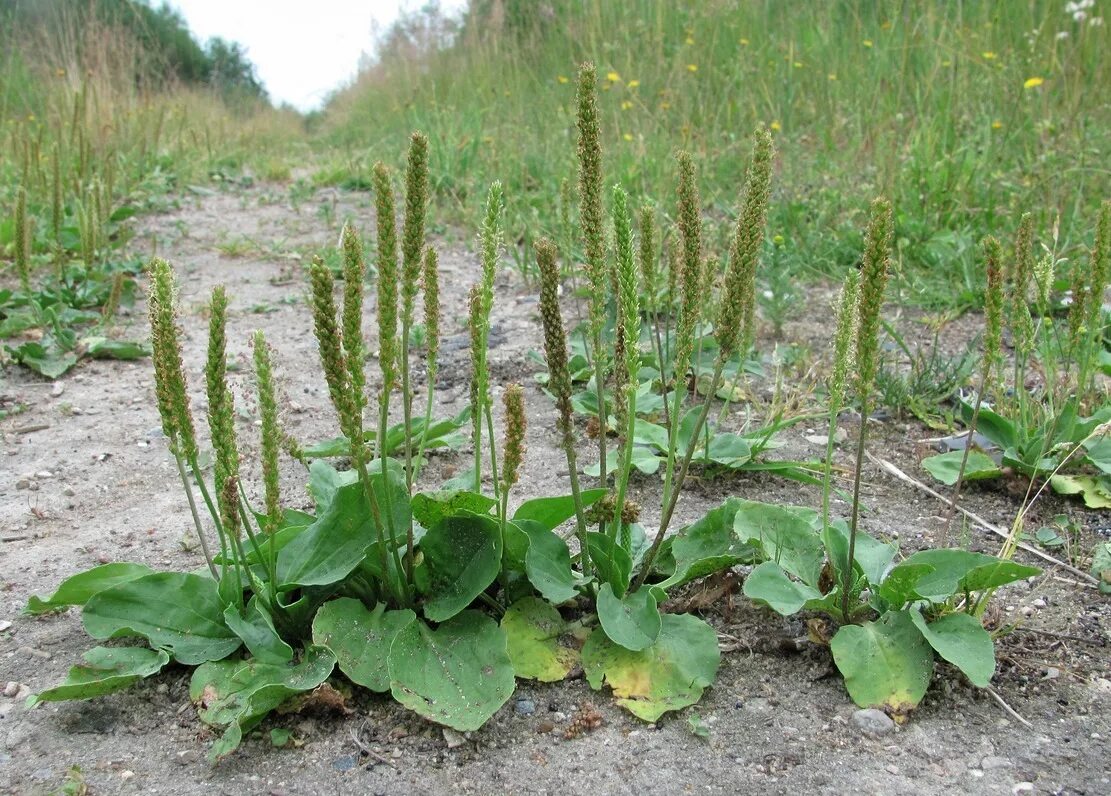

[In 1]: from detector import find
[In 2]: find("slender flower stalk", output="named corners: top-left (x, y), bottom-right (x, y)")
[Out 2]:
top-left (842, 197), bottom-right (893, 621)
top-left (204, 287), bottom-right (241, 547)
top-left (1074, 200), bottom-right (1110, 402)
top-left (1008, 213), bottom-right (1035, 419)
top-left (252, 330), bottom-right (282, 535)
top-left (101, 272), bottom-right (124, 324)
top-left (51, 144), bottom-right (63, 274)
top-left (471, 183), bottom-right (504, 494)
top-left (611, 186), bottom-right (641, 550)
top-left (14, 185), bottom-right (30, 295)
top-left (821, 270), bottom-right (859, 532)
top-left (400, 132), bottom-right (430, 490)
top-left (340, 222), bottom-right (366, 415)
top-left (414, 246), bottom-right (441, 480)
top-left (148, 259), bottom-right (216, 578)
top-left (372, 162), bottom-right (400, 404)
top-left (941, 237), bottom-right (1004, 543)
top-left (577, 62), bottom-right (610, 488)
top-left (639, 134), bottom-right (774, 585)
top-left (536, 238), bottom-right (590, 573)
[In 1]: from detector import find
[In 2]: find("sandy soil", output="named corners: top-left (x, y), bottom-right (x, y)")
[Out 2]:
top-left (2, 186), bottom-right (1109, 796)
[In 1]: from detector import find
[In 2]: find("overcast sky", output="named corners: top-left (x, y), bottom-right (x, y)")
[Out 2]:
top-left (168, 1), bottom-right (466, 112)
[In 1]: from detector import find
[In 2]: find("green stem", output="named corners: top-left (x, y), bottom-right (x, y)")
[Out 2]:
top-left (173, 451), bottom-right (218, 579)
top-left (612, 384), bottom-right (637, 549)
top-left (820, 401), bottom-right (843, 534)
top-left (841, 399), bottom-right (871, 623)
top-left (637, 357), bottom-right (726, 589)
top-left (401, 319), bottom-right (415, 491)
top-left (413, 372), bottom-right (436, 482)
top-left (377, 396), bottom-right (410, 605)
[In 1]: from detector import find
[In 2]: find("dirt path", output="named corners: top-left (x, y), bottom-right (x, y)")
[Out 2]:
top-left (2, 187), bottom-right (1109, 795)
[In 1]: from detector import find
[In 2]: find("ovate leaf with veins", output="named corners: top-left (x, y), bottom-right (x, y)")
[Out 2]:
top-left (582, 613), bottom-right (720, 722)
top-left (312, 598), bottom-right (416, 692)
top-left (26, 563), bottom-right (154, 615)
top-left (519, 521), bottom-right (580, 604)
top-left (388, 611), bottom-right (515, 731)
top-left (29, 647), bottom-right (170, 706)
top-left (921, 450), bottom-right (1001, 486)
top-left (742, 561), bottom-right (822, 616)
top-left (908, 610), bottom-right (994, 688)
top-left (512, 488), bottom-right (608, 531)
top-left (501, 597), bottom-right (579, 682)
top-left (83, 572), bottom-right (241, 665)
top-left (830, 609), bottom-right (934, 716)
top-left (418, 513), bottom-right (502, 622)
top-left (596, 584), bottom-right (661, 651)
top-left (190, 645), bottom-right (336, 761)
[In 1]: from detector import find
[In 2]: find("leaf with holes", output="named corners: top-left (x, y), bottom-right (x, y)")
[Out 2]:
top-left (388, 611), bottom-right (515, 731)
top-left (582, 613), bottom-right (720, 722)
top-left (501, 597), bottom-right (579, 682)
top-left (311, 598), bottom-right (416, 692)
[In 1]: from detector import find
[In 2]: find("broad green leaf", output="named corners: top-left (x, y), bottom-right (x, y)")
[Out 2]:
top-left (874, 563), bottom-right (935, 609)
top-left (821, 520), bottom-right (898, 586)
top-left (959, 560), bottom-right (1041, 593)
top-left (582, 613), bottom-right (720, 722)
top-left (11, 341), bottom-right (78, 378)
top-left (190, 645), bottom-right (336, 761)
top-left (223, 600), bottom-right (293, 665)
top-left (830, 610), bottom-right (935, 714)
top-left (26, 563), bottom-right (154, 615)
top-left (597, 584), bottom-right (661, 651)
top-left (81, 337), bottom-right (149, 360)
top-left (959, 402), bottom-right (1015, 450)
top-left (501, 597), bottom-right (579, 682)
top-left (418, 513), bottom-right (502, 622)
top-left (902, 549), bottom-right (1037, 601)
top-left (83, 572), bottom-right (241, 665)
top-left (705, 433), bottom-right (752, 467)
top-left (633, 419), bottom-right (670, 453)
top-left (388, 612), bottom-right (515, 731)
top-left (28, 647), bottom-right (170, 706)
top-left (908, 610), bottom-right (994, 687)
top-left (306, 459), bottom-right (357, 512)
top-left (587, 532), bottom-right (633, 595)
top-left (584, 446), bottom-right (662, 476)
top-left (412, 490), bottom-right (496, 529)
top-left (311, 598), bottom-right (416, 692)
top-left (734, 500), bottom-right (824, 586)
top-left (279, 467), bottom-right (408, 589)
top-left (921, 450), bottom-right (1001, 486)
top-left (742, 561), bottom-right (822, 615)
top-left (656, 498), bottom-right (757, 592)
top-left (519, 521), bottom-right (580, 604)
top-left (1091, 543), bottom-right (1111, 595)
top-left (1050, 474), bottom-right (1111, 509)
top-left (513, 488), bottom-right (608, 531)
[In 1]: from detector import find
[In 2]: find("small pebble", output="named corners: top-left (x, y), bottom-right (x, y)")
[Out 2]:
top-left (851, 708), bottom-right (895, 737)
top-left (1032, 598), bottom-right (1046, 609)
top-left (17, 646), bottom-right (51, 660)
top-left (2, 682), bottom-right (20, 698)
top-left (16, 480), bottom-right (30, 491)
top-left (36, 471), bottom-right (53, 479)
top-left (1012, 783), bottom-right (1034, 793)
top-left (176, 750), bottom-right (199, 765)
top-left (0, 620), bottom-right (11, 632)
top-left (332, 755), bottom-right (356, 772)
top-left (515, 698), bottom-right (536, 716)
top-left (63, 487), bottom-right (76, 497)
top-left (981, 756), bottom-right (1011, 770)
top-left (51, 383), bottom-right (65, 397)
top-left (120, 771), bottom-right (134, 781)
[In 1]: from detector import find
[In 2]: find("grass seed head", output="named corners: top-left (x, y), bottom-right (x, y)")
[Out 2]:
top-left (340, 221), bottom-right (366, 409)
top-left (14, 185), bottom-right (30, 294)
top-left (501, 383), bottom-right (527, 489)
top-left (536, 238), bottom-right (575, 434)
top-left (576, 62), bottom-right (607, 340)
top-left (309, 256), bottom-right (358, 442)
top-left (402, 131), bottom-right (430, 325)
top-left (674, 151), bottom-right (703, 377)
top-left (252, 330), bottom-right (282, 533)
top-left (638, 202), bottom-right (657, 309)
top-left (721, 126), bottom-right (774, 357)
top-left (981, 236), bottom-right (1005, 385)
top-left (373, 161), bottom-right (400, 391)
top-left (148, 259), bottom-right (197, 460)
top-left (855, 197), bottom-right (893, 404)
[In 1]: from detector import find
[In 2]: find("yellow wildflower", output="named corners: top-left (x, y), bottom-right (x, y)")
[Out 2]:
top-left (607, 71), bottom-right (621, 82)
top-left (942, 60), bottom-right (952, 67)
top-left (627, 80), bottom-right (640, 88)
top-left (621, 100), bottom-right (633, 110)
top-left (623, 133), bottom-right (633, 142)
top-left (687, 64), bottom-right (698, 72)
top-left (557, 75), bottom-right (569, 84)
top-left (793, 61), bottom-right (803, 68)
top-left (770, 120), bottom-right (782, 131)
top-left (1023, 76), bottom-right (1044, 89)
top-left (55, 68), bottom-right (65, 77)
top-left (863, 39), bottom-right (873, 47)
top-left (659, 101), bottom-right (671, 110)
top-left (740, 38), bottom-right (750, 46)
top-left (982, 51), bottom-right (997, 59)
top-left (991, 120), bottom-right (1003, 129)
top-left (828, 73), bottom-right (837, 80)
top-left (686, 36), bottom-right (695, 45)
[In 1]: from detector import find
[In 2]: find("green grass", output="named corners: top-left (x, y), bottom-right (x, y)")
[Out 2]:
top-left (322, 0), bottom-right (1110, 308)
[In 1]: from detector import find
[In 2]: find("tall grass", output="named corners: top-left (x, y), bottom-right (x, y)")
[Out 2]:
top-left (323, 0), bottom-right (1109, 306)
top-left (1, 1), bottom-right (303, 274)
